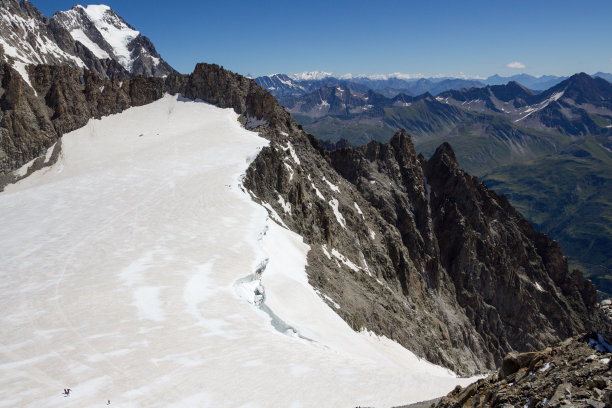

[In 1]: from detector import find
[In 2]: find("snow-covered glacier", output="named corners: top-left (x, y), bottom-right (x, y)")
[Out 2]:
top-left (0, 95), bottom-right (476, 407)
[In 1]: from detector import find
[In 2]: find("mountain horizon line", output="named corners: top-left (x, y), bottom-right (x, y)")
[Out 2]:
top-left (261, 70), bottom-right (612, 83)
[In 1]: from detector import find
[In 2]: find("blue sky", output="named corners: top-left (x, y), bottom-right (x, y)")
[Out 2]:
top-left (31, 0), bottom-right (612, 78)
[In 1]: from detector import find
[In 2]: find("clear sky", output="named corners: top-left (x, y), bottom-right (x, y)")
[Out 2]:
top-left (30, 0), bottom-right (612, 78)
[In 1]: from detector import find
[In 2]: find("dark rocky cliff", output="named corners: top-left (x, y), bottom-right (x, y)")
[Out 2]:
top-left (0, 60), bottom-right (604, 376)
top-left (0, 58), bottom-right (164, 185)
top-left (320, 130), bottom-right (599, 372)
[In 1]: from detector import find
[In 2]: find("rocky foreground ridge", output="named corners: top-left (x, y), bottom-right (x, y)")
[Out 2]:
top-left (432, 334), bottom-right (612, 408)
top-left (0, 53), bottom-right (607, 376)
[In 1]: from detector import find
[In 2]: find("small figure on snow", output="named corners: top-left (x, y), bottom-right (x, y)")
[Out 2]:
top-left (63, 388), bottom-right (71, 397)
top-left (107, 400), bottom-right (111, 405)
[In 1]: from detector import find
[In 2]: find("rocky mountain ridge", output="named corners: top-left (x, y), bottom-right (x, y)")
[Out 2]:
top-left (433, 334), bottom-right (612, 408)
top-left (255, 73), bottom-right (488, 100)
top-left (287, 73), bottom-right (612, 144)
top-left (0, 1), bottom-right (608, 380)
top-left (278, 73), bottom-right (612, 300)
top-left (1, 48), bottom-right (605, 375)
top-left (254, 72), bottom-right (611, 102)
top-left (436, 73), bottom-right (612, 135)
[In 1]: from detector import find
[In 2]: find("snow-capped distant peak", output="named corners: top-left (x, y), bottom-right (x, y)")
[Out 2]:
top-left (45, 2), bottom-right (173, 76)
top-left (0, 0), bottom-right (173, 85)
top-left (284, 71), bottom-right (485, 82)
top-left (58, 4), bottom-right (140, 71)
top-left (289, 71), bottom-right (334, 81)
top-left (81, 5), bottom-right (139, 70)
top-left (78, 4), bottom-right (112, 17)
top-left (338, 72), bottom-right (427, 80)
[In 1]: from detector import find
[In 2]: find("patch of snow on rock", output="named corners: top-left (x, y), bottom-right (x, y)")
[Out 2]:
top-left (283, 162), bottom-right (294, 181)
top-left (69, 28), bottom-right (110, 59)
top-left (322, 176), bottom-right (340, 192)
top-left (317, 291), bottom-right (341, 310)
top-left (277, 194), bottom-right (291, 214)
top-left (354, 202), bottom-right (364, 220)
top-left (262, 201), bottom-right (289, 229)
top-left (328, 198), bottom-right (346, 228)
top-left (515, 91), bottom-right (564, 122)
top-left (44, 143), bottom-right (56, 163)
top-left (331, 248), bottom-right (360, 272)
top-left (312, 183), bottom-right (325, 200)
top-left (11, 61), bottom-right (35, 93)
top-left (282, 141), bottom-right (301, 165)
top-left (13, 157), bottom-right (37, 178)
top-left (321, 244), bottom-right (332, 260)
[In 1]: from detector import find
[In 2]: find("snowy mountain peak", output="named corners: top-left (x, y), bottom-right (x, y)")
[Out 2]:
top-left (0, 0), bottom-right (85, 77)
top-left (54, 4), bottom-right (156, 73)
top-left (79, 4), bottom-right (113, 17)
top-left (0, 0), bottom-right (174, 82)
top-left (289, 71), bottom-right (334, 81)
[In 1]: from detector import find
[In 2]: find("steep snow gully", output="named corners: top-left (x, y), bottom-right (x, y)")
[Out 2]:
top-left (0, 95), bottom-right (477, 407)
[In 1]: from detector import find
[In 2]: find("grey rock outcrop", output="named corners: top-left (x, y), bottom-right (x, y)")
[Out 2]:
top-left (435, 334), bottom-right (612, 408)
top-left (0, 60), bottom-right (162, 181)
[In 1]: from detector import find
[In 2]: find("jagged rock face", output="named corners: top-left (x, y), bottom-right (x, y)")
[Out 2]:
top-left (423, 141), bottom-right (595, 358)
top-left (0, 60), bottom-right (166, 182)
top-left (0, 58), bottom-right (56, 186)
top-left (241, 99), bottom-right (600, 373)
top-left (0, 59), bottom-right (603, 376)
top-left (0, 0), bottom-right (174, 81)
top-left (128, 35), bottom-right (175, 78)
top-left (0, 0), bottom-right (80, 69)
top-left (322, 131), bottom-right (599, 372)
top-left (435, 335), bottom-right (612, 408)
top-left (165, 63), bottom-right (283, 127)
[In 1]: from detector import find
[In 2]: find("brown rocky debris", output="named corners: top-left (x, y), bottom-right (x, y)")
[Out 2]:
top-left (435, 334), bottom-right (612, 408)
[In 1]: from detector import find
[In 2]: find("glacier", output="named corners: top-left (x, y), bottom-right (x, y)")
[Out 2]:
top-left (0, 94), bottom-right (477, 407)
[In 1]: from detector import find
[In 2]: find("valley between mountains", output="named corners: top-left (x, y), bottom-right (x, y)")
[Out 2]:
top-left (1, 1), bottom-right (611, 407)
top-left (259, 73), bottom-right (612, 299)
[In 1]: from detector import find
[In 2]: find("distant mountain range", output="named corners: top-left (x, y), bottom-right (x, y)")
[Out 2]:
top-left (256, 71), bottom-right (612, 100)
top-left (276, 73), bottom-right (612, 297)
top-left (286, 73), bottom-right (612, 141)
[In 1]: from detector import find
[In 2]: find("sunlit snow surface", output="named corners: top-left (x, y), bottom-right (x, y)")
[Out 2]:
top-left (0, 95), bottom-right (476, 407)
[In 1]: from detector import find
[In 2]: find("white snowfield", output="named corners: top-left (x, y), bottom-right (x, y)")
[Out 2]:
top-left (0, 94), bottom-right (476, 408)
